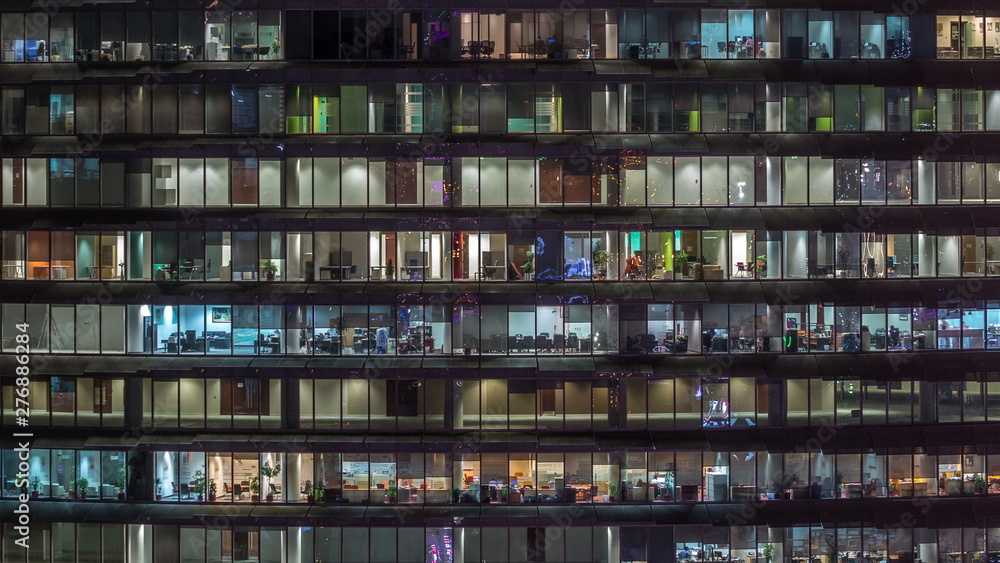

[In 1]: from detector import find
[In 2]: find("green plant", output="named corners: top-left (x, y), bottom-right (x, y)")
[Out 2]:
top-left (261, 462), bottom-right (281, 498)
top-left (673, 250), bottom-right (689, 273)
top-left (249, 475), bottom-right (260, 495)
top-left (208, 479), bottom-right (218, 497)
top-left (522, 251), bottom-right (535, 275)
top-left (593, 249), bottom-right (610, 268)
top-left (304, 480), bottom-right (313, 496)
top-left (192, 469), bottom-right (206, 495)
top-left (76, 477), bottom-right (89, 497)
top-left (314, 488), bottom-right (325, 503)
top-left (261, 462), bottom-right (282, 480)
top-left (30, 475), bottom-right (41, 493)
top-left (386, 481), bottom-right (398, 499)
top-left (271, 37), bottom-right (280, 54)
top-left (155, 477), bottom-right (163, 495)
top-left (975, 473), bottom-right (987, 491)
top-left (748, 254), bottom-right (768, 275)
top-left (607, 480), bottom-right (618, 498)
top-left (260, 259), bottom-right (278, 276)
top-left (762, 543), bottom-right (774, 563)
top-left (663, 472), bottom-right (675, 490)
top-left (386, 258), bottom-right (395, 279)
top-left (116, 466), bottom-right (127, 492)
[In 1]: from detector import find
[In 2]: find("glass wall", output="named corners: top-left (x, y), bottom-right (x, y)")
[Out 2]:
top-left (7, 374), bottom-right (1000, 432)
top-left (7, 153), bottom-right (1000, 209)
top-left (7, 449), bottom-right (1000, 505)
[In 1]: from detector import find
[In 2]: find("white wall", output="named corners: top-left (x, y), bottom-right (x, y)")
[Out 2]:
top-left (675, 157), bottom-right (700, 205)
top-left (312, 158), bottom-right (340, 206)
top-left (809, 157), bottom-right (833, 203)
top-left (647, 158), bottom-right (673, 205)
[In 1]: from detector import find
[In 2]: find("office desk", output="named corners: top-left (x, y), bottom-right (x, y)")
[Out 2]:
top-left (480, 265), bottom-right (506, 280)
top-left (178, 265), bottom-right (202, 280)
top-left (844, 483), bottom-right (864, 498)
top-left (33, 266), bottom-right (68, 279)
top-left (937, 328), bottom-right (963, 349)
top-left (894, 481), bottom-right (929, 496)
top-left (402, 265), bottom-right (429, 280)
top-left (319, 266), bottom-right (352, 280)
top-left (808, 336), bottom-right (831, 351)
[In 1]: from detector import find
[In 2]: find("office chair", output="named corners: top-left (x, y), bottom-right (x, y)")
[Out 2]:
top-left (567, 333), bottom-right (579, 351)
top-left (717, 42), bottom-right (727, 55)
top-left (537, 334), bottom-right (550, 352)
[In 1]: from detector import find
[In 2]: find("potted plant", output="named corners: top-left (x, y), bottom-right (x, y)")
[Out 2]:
top-left (522, 251), bottom-right (535, 281)
top-left (155, 478), bottom-right (163, 501)
top-left (661, 471), bottom-right (676, 501)
top-left (974, 473), bottom-right (987, 494)
top-left (762, 543), bottom-right (775, 563)
top-left (498, 488), bottom-right (508, 503)
top-left (675, 334), bottom-right (689, 353)
top-left (30, 476), bottom-right (41, 499)
top-left (249, 475), bottom-right (260, 503)
top-left (673, 250), bottom-right (689, 279)
top-left (77, 477), bottom-right (89, 500)
top-left (386, 258), bottom-right (395, 280)
top-left (208, 479), bottom-right (218, 502)
top-left (607, 480), bottom-right (618, 502)
top-left (314, 488), bottom-right (325, 504)
top-left (748, 254), bottom-right (768, 278)
top-left (260, 259), bottom-right (279, 282)
top-left (261, 462), bottom-right (281, 502)
top-left (593, 248), bottom-right (611, 280)
top-left (385, 481), bottom-right (398, 504)
top-left (116, 466), bottom-right (127, 500)
top-left (271, 37), bottom-right (281, 60)
top-left (192, 469), bottom-right (206, 502)
top-left (304, 480), bottom-right (314, 503)
top-left (888, 482), bottom-right (899, 497)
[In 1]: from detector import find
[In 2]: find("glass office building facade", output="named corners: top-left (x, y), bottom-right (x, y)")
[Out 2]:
top-left (1, 1), bottom-right (1000, 562)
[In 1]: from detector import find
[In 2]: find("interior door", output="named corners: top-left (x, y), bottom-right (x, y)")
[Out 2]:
top-left (540, 389), bottom-right (556, 414)
top-left (220, 379), bottom-right (232, 415)
top-left (93, 379), bottom-right (112, 413)
top-left (11, 159), bottom-right (23, 204)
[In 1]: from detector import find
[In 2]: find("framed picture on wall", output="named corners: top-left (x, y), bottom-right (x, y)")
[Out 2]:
top-left (899, 314), bottom-right (909, 321)
top-left (154, 307), bottom-right (164, 325)
top-left (212, 307), bottom-right (232, 323)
